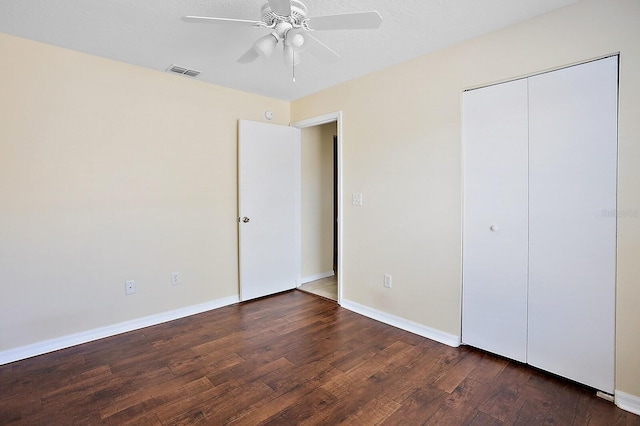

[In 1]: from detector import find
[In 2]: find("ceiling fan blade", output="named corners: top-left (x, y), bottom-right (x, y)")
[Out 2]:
top-left (305, 11), bottom-right (383, 31)
top-left (303, 34), bottom-right (340, 64)
top-left (268, 0), bottom-right (292, 16)
top-left (237, 48), bottom-right (260, 64)
top-left (182, 16), bottom-right (265, 27)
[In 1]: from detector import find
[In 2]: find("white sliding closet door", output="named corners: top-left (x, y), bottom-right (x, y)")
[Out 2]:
top-left (462, 79), bottom-right (529, 363)
top-left (527, 57), bottom-right (618, 393)
top-left (462, 56), bottom-right (618, 394)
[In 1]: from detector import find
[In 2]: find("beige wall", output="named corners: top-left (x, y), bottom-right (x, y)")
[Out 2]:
top-left (291, 0), bottom-right (640, 397)
top-left (0, 33), bottom-right (289, 350)
top-left (301, 123), bottom-right (335, 279)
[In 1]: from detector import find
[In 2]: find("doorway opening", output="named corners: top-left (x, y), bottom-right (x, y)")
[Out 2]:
top-left (292, 112), bottom-right (342, 303)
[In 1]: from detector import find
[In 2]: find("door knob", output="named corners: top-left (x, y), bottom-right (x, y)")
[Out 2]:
top-left (242, 217), bottom-right (250, 223)
top-left (490, 225), bottom-right (498, 232)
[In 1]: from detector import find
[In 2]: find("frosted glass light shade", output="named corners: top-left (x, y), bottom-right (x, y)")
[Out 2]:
top-left (291, 33), bottom-right (304, 48)
top-left (253, 33), bottom-right (278, 58)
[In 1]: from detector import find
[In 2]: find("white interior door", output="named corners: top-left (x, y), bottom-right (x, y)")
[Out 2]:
top-left (462, 78), bottom-right (530, 363)
top-left (238, 120), bottom-right (301, 301)
top-left (527, 57), bottom-right (618, 393)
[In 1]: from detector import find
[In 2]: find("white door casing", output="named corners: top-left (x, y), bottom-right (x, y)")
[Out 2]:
top-left (292, 112), bottom-right (343, 304)
top-left (238, 120), bottom-right (301, 301)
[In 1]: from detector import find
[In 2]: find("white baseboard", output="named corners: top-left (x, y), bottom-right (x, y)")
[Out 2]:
top-left (340, 299), bottom-right (460, 348)
top-left (616, 390), bottom-right (640, 416)
top-left (300, 270), bottom-right (335, 285)
top-left (0, 295), bottom-right (239, 366)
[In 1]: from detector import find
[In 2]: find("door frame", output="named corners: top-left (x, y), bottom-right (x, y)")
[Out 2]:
top-left (291, 112), bottom-right (343, 304)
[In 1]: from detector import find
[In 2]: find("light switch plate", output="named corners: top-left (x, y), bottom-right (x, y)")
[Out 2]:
top-left (171, 272), bottom-right (181, 286)
top-left (384, 274), bottom-right (392, 288)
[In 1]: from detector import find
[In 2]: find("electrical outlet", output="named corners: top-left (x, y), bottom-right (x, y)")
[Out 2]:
top-left (125, 280), bottom-right (136, 295)
top-left (352, 193), bottom-right (363, 206)
top-left (384, 274), bottom-right (392, 288)
top-left (171, 272), bottom-right (181, 286)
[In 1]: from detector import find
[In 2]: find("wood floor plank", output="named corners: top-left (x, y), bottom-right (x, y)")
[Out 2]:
top-left (0, 395), bottom-right (31, 424)
top-left (326, 323), bottom-right (416, 373)
top-left (1, 290), bottom-right (637, 425)
top-left (100, 375), bottom-right (212, 421)
top-left (379, 385), bottom-right (443, 425)
top-left (207, 356), bottom-right (293, 388)
top-left (467, 410), bottom-right (505, 425)
top-left (264, 359), bottom-right (338, 395)
top-left (467, 352), bottom-right (509, 384)
top-left (268, 386), bottom-right (339, 425)
top-left (434, 349), bottom-right (480, 393)
top-left (340, 393), bottom-right (402, 425)
top-left (308, 343), bottom-right (438, 424)
top-left (225, 380), bottom-right (318, 425)
top-left (178, 381), bottom-right (275, 424)
top-left (477, 380), bottom-right (523, 422)
top-left (377, 353), bottom-right (442, 403)
top-left (427, 377), bottom-right (496, 425)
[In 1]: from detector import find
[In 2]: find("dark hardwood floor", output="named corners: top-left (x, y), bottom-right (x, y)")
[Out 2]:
top-left (1, 290), bottom-right (638, 425)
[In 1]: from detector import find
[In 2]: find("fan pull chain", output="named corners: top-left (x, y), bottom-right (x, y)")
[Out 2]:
top-left (292, 49), bottom-right (296, 83)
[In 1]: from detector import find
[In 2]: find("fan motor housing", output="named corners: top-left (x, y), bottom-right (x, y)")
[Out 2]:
top-left (261, 0), bottom-right (307, 25)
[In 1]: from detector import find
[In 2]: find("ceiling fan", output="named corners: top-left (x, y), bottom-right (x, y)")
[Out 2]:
top-left (182, 0), bottom-right (382, 68)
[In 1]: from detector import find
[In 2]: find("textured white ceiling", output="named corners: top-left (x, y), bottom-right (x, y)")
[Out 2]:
top-left (0, 0), bottom-right (578, 100)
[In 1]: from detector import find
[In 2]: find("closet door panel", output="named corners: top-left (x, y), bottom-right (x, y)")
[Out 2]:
top-left (462, 79), bottom-right (529, 362)
top-left (528, 57), bottom-right (617, 393)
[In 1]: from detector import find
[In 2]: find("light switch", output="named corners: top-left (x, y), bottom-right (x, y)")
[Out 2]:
top-left (352, 193), bottom-right (363, 206)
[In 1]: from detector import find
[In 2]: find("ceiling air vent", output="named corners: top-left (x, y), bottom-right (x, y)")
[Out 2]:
top-left (167, 64), bottom-right (201, 78)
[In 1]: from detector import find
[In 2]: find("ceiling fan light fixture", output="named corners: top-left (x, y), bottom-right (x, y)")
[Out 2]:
top-left (184, 0), bottom-right (382, 70)
top-left (283, 44), bottom-right (302, 66)
top-left (291, 33), bottom-right (305, 48)
top-left (253, 33), bottom-right (279, 58)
